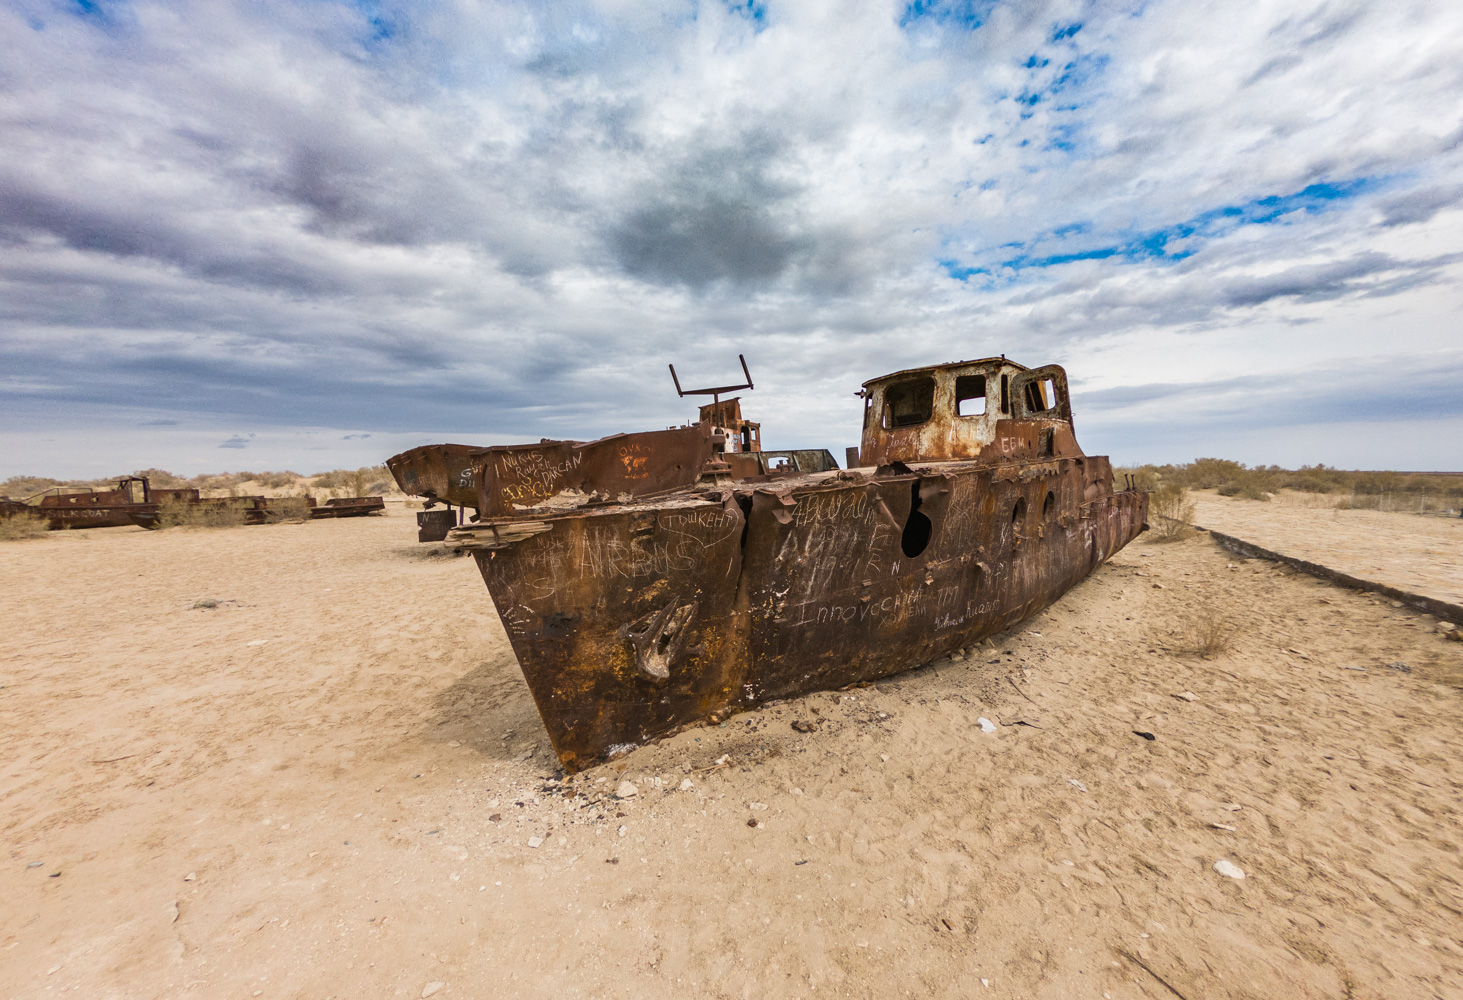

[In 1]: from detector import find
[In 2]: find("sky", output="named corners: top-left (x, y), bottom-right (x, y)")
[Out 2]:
top-left (3, 0), bottom-right (1462, 480)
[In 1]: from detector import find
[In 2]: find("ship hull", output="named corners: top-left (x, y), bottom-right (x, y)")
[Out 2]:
top-left (472, 456), bottom-right (1147, 771)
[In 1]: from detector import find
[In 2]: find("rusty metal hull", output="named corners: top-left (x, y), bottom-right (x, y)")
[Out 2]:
top-left (384, 444), bottom-right (482, 509)
top-left (311, 497), bottom-right (386, 518)
top-left (471, 456), bottom-right (1146, 771)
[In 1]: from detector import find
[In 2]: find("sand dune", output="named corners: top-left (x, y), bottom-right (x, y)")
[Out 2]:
top-left (2, 507), bottom-right (1461, 999)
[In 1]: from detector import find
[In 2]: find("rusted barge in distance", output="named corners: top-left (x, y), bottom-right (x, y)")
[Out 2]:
top-left (3, 476), bottom-right (384, 530)
top-left (387, 356), bottom-right (1147, 771)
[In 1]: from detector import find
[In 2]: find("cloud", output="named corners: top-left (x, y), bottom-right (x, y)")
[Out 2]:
top-left (218, 436), bottom-right (250, 449)
top-left (2, 0), bottom-right (1462, 475)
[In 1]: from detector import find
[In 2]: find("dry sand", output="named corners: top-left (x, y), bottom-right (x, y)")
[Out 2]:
top-left (2, 507), bottom-right (1462, 999)
top-left (1191, 491), bottom-right (1463, 607)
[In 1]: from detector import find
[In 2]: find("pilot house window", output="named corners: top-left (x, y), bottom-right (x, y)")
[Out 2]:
top-left (1024, 377), bottom-right (1058, 414)
top-left (882, 377), bottom-right (935, 429)
top-left (955, 374), bottom-right (987, 417)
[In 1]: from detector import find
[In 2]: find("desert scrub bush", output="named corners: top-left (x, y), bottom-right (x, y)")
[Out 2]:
top-left (157, 496), bottom-right (249, 529)
top-left (1217, 480), bottom-right (1271, 501)
top-left (2, 475), bottom-right (64, 499)
top-left (1186, 608), bottom-right (1235, 659)
top-left (131, 468), bottom-right (189, 488)
top-left (312, 466), bottom-right (392, 497)
top-left (262, 496), bottom-right (312, 524)
top-left (1147, 482), bottom-right (1196, 542)
top-left (0, 511), bottom-right (50, 540)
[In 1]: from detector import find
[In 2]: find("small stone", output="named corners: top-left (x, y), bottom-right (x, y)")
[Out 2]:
top-left (977, 717), bottom-right (997, 734)
top-left (679, 778), bottom-right (693, 791)
top-left (1175, 692), bottom-right (1197, 702)
top-left (246, 639), bottom-right (268, 647)
top-left (1152, 583), bottom-right (1164, 590)
top-left (1224, 803), bottom-right (1243, 811)
top-left (168, 901), bottom-right (179, 923)
top-left (749, 802), bottom-right (768, 811)
top-left (527, 836), bottom-right (543, 849)
top-left (879, 754), bottom-right (889, 762)
top-left (1210, 823), bottom-right (1236, 831)
top-left (1066, 778), bottom-right (1088, 792)
top-left (191, 599), bottom-right (218, 609)
top-left (616, 780), bottom-right (638, 798)
top-left (617, 825), bottom-right (626, 837)
top-left (791, 720), bottom-right (818, 733)
top-left (1213, 859), bottom-right (1245, 879)
top-left (790, 787), bottom-right (803, 796)
top-left (1384, 661), bottom-right (1412, 673)
top-left (422, 982), bottom-right (446, 998)
top-left (747, 817), bottom-right (757, 828)
top-left (714, 754), bottom-right (729, 766)
top-left (27, 861), bottom-right (43, 868)
top-left (488, 813), bottom-right (502, 822)
top-left (184, 872), bottom-right (195, 881)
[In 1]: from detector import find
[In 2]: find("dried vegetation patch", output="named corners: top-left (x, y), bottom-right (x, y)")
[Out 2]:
top-left (0, 512), bottom-right (49, 541)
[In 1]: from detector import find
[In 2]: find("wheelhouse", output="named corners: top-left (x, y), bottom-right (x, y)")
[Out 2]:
top-left (856, 358), bottom-right (1075, 465)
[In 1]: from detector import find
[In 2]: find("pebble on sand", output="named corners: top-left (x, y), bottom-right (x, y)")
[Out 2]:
top-left (679, 778), bottom-right (694, 790)
top-left (422, 982), bottom-right (445, 998)
top-left (977, 717), bottom-right (997, 733)
top-left (616, 780), bottom-right (639, 798)
top-left (527, 836), bottom-right (543, 849)
top-left (1214, 859), bottom-right (1246, 879)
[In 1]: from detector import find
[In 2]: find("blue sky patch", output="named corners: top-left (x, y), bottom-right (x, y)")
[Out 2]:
top-left (941, 177), bottom-right (1385, 280)
top-left (900, 0), bottom-right (995, 31)
top-left (726, 0), bottom-right (767, 26)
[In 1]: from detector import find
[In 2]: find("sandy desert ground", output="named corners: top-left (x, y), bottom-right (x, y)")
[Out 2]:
top-left (2, 504), bottom-right (1462, 1000)
top-left (1191, 492), bottom-right (1463, 606)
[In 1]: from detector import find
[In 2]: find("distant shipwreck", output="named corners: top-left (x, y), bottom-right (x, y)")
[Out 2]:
top-left (1, 476), bottom-right (384, 529)
top-left (388, 356), bottom-right (1148, 770)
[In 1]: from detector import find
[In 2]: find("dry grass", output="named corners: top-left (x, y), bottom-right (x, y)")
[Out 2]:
top-left (157, 497), bottom-right (249, 529)
top-left (262, 497), bottom-right (312, 524)
top-left (1187, 608), bottom-right (1235, 659)
top-left (311, 466), bottom-right (393, 498)
top-left (0, 512), bottom-right (50, 541)
top-left (1148, 482), bottom-right (1197, 542)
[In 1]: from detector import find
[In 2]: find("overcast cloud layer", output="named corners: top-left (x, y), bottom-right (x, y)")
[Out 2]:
top-left (3, 0), bottom-right (1462, 478)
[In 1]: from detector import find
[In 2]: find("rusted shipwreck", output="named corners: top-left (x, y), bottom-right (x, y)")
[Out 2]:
top-left (387, 357), bottom-right (1147, 771)
top-left (2, 476), bottom-right (384, 530)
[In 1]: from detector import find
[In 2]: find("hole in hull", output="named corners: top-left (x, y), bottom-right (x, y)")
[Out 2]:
top-left (901, 480), bottom-right (932, 558)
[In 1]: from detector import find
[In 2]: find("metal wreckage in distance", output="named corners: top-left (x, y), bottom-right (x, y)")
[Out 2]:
top-left (387, 355), bottom-right (1148, 771)
top-left (0, 476), bottom-right (384, 529)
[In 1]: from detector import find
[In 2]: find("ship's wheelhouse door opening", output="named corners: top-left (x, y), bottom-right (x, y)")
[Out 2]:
top-left (882, 377), bottom-right (935, 429)
top-left (955, 374), bottom-right (987, 417)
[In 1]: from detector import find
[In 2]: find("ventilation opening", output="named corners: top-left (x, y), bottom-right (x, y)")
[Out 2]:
top-left (901, 480), bottom-right (932, 558)
top-left (1043, 490), bottom-right (1055, 518)
top-left (1038, 428), bottom-right (1054, 458)
top-left (1011, 497), bottom-right (1026, 525)
top-left (1000, 373), bottom-right (1011, 415)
